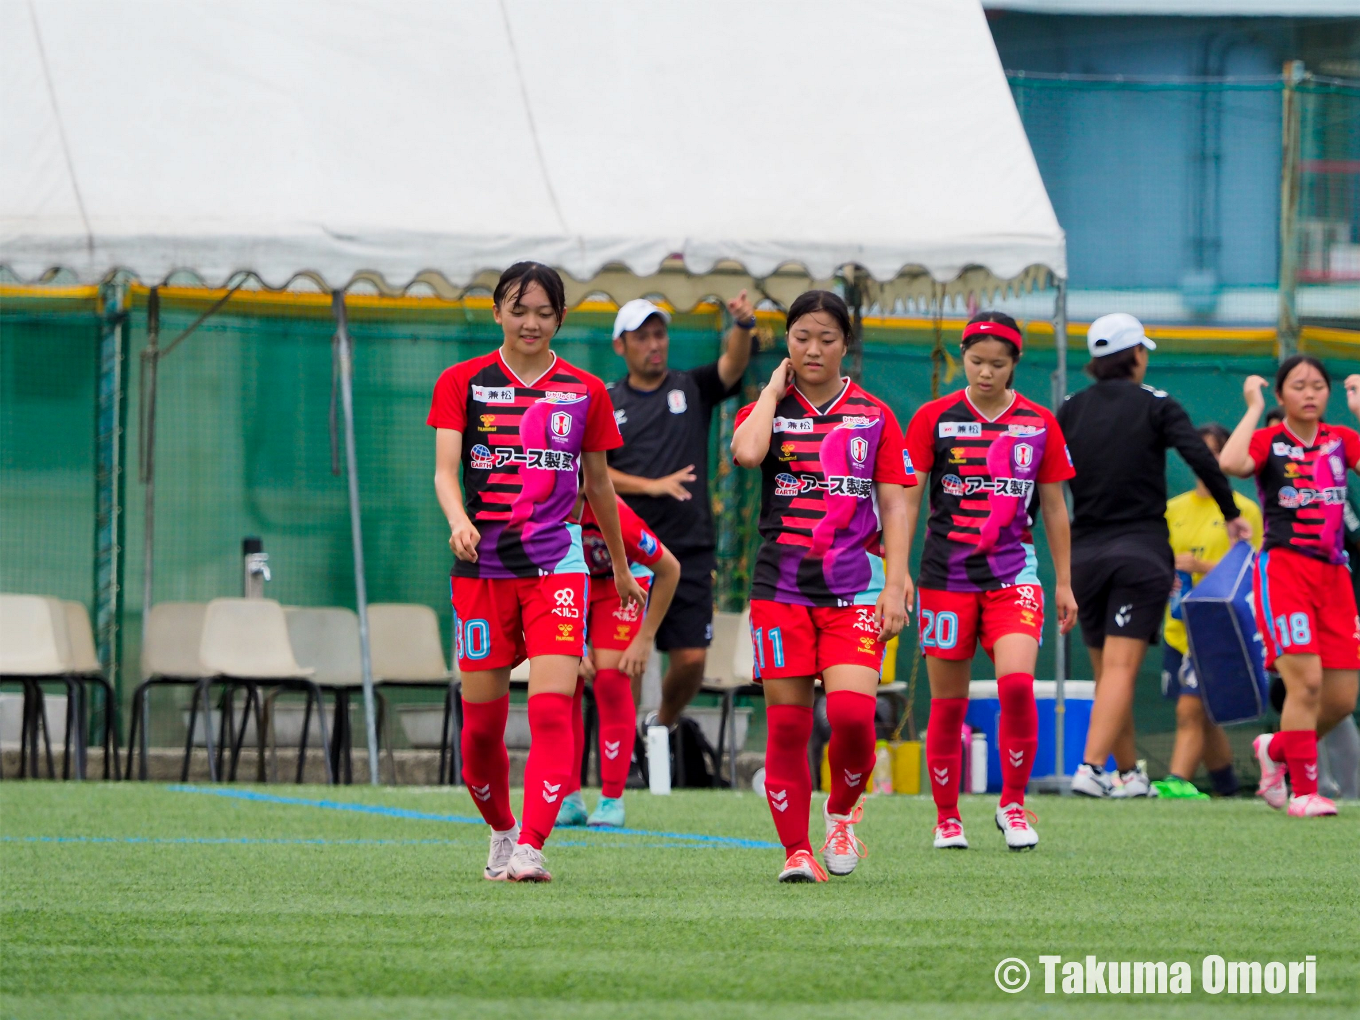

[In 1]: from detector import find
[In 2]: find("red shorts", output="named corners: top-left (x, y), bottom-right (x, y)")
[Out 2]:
top-left (587, 574), bottom-right (652, 652)
top-left (917, 584), bottom-right (1045, 661)
top-left (748, 600), bottom-right (885, 680)
top-left (450, 574), bottom-right (588, 671)
top-left (1253, 547), bottom-right (1360, 670)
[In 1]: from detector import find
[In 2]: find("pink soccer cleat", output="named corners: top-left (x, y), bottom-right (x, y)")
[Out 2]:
top-left (1253, 734), bottom-right (1288, 810)
top-left (778, 849), bottom-right (829, 883)
top-left (1287, 794), bottom-right (1338, 818)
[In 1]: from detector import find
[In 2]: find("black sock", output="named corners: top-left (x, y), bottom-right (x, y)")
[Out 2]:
top-left (1083, 761), bottom-right (1104, 775)
top-left (1208, 765), bottom-right (1239, 797)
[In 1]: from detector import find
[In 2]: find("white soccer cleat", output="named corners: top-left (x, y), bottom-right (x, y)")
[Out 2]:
top-left (820, 801), bottom-right (867, 876)
top-left (1287, 793), bottom-right (1338, 818)
top-left (777, 849), bottom-right (829, 883)
top-left (1253, 733), bottom-right (1288, 810)
top-left (506, 843), bottom-right (552, 882)
top-left (932, 817), bottom-right (969, 849)
top-left (484, 822), bottom-right (520, 881)
top-left (1111, 764), bottom-right (1158, 798)
top-left (995, 802), bottom-right (1039, 851)
top-left (1070, 763), bottom-right (1113, 798)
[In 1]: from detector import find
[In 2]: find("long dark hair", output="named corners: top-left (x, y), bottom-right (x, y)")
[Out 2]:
top-left (1275, 354), bottom-right (1330, 396)
top-left (786, 290), bottom-right (855, 349)
top-left (493, 261), bottom-right (567, 323)
top-left (962, 311), bottom-right (1020, 389)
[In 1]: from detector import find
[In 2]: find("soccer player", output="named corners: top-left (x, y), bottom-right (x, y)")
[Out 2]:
top-left (606, 292), bottom-right (755, 733)
top-left (1058, 313), bottom-right (1249, 799)
top-left (555, 490), bottom-right (680, 829)
top-left (1218, 356), bottom-right (1360, 817)
top-left (1155, 424), bottom-right (1262, 800)
top-left (903, 312), bottom-right (1077, 852)
top-left (731, 290), bottom-right (913, 882)
top-left (430, 262), bottom-right (645, 881)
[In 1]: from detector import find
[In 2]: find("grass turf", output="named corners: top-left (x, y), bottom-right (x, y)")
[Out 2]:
top-left (1, 782), bottom-right (1356, 1019)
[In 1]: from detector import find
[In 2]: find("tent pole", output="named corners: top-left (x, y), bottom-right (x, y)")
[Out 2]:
top-left (332, 290), bottom-right (381, 785)
top-left (140, 287), bottom-right (159, 658)
top-left (1053, 278), bottom-right (1068, 784)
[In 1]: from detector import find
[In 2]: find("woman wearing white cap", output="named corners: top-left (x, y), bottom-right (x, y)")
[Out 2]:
top-left (1057, 313), bottom-right (1251, 798)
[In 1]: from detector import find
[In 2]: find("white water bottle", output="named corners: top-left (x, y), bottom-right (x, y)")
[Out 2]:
top-left (970, 731), bottom-right (988, 794)
top-left (647, 725), bottom-right (671, 795)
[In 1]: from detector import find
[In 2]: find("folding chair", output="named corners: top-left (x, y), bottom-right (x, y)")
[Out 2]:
top-left (62, 601), bottom-right (120, 779)
top-left (198, 598), bottom-right (333, 784)
top-left (700, 607), bottom-right (762, 789)
top-left (368, 604), bottom-right (457, 784)
top-left (285, 606), bottom-right (384, 785)
top-left (0, 594), bottom-right (72, 779)
top-left (126, 603), bottom-right (217, 781)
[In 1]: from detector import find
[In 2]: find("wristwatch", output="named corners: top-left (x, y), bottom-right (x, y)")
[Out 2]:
top-left (735, 315), bottom-right (757, 330)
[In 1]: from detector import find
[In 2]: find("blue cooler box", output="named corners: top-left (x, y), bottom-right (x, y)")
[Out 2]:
top-left (965, 680), bottom-right (1102, 793)
top-left (1181, 541), bottom-right (1269, 726)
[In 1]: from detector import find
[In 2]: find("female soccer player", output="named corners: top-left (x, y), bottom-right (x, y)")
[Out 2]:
top-left (1219, 356), bottom-right (1360, 817)
top-left (1155, 423), bottom-right (1262, 800)
top-left (731, 289), bottom-right (914, 882)
top-left (902, 311), bottom-right (1077, 851)
top-left (555, 490), bottom-right (680, 829)
top-left (430, 261), bottom-right (645, 881)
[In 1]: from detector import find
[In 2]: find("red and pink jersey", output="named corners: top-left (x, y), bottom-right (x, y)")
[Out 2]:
top-left (428, 350), bottom-right (622, 579)
top-left (574, 496), bottom-right (667, 580)
top-left (905, 390), bottom-right (1074, 592)
top-left (735, 379), bottom-right (915, 607)
top-left (1249, 421), bottom-right (1360, 565)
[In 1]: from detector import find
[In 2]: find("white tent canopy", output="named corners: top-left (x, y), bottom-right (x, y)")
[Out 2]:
top-left (3, 0), bottom-right (1065, 304)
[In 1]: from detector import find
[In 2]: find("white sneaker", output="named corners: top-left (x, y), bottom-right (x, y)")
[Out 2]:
top-left (1287, 793), bottom-right (1338, 818)
top-left (932, 817), bottom-right (969, 849)
top-left (1111, 765), bottom-right (1158, 798)
top-left (995, 802), bottom-right (1039, 851)
top-left (1253, 733), bottom-right (1288, 810)
top-left (506, 843), bottom-right (552, 882)
top-left (820, 801), bottom-right (866, 876)
top-left (1070, 763), bottom-right (1113, 798)
top-left (484, 822), bottom-right (519, 881)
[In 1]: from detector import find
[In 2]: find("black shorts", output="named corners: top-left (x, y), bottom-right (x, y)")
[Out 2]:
top-left (654, 551), bottom-right (715, 651)
top-left (1072, 535), bottom-right (1173, 649)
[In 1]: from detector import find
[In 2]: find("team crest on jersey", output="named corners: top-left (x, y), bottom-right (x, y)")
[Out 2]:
top-left (551, 411), bottom-right (572, 437)
top-left (775, 472), bottom-right (800, 496)
top-left (638, 531), bottom-right (658, 556)
top-left (939, 421), bottom-right (982, 438)
top-left (1014, 443), bottom-right (1034, 468)
top-left (942, 474), bottom-right (965, 496)
top-left (667, 389), bottom-right (688, 414)
top-left (850, 436), bottom-right (869, 464)
top-left (774, 416), bottom-right (813, 433)
top-left (470, 444), bottom-right (495, 469)
top-left (472, 385), bottom-right (515, 404)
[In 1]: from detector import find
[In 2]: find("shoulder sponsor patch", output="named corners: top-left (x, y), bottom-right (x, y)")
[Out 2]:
top-left (939, 421), bottom-right (982, 438)
top-left (472, 385), bottom-right (515, 404)
top-left (638, 531), bottom-right (658, 556)
top-left (903, 450), bottom-right (914, 473)
top-left (773, 416), bottom-right (813, 433)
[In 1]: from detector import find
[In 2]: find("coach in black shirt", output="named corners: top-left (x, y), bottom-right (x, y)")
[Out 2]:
top-left (607, 293), bottom-right (755, 727)
top-left (1058, 312), bottom-right (1250, 800)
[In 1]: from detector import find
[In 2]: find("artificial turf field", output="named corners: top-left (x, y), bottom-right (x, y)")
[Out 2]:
top-left (1, 783), bottom-right (1356, 1019)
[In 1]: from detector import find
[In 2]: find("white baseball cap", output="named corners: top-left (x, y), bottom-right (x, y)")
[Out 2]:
top-left (612, 299), bottom-right (671, 339)
top-left (1087, 312), bottom-right (1156, 357)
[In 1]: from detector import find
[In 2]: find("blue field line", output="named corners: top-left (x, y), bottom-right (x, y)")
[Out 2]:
top-left (170, 785), bottom-right (782, 849)
top-left (0, 834), bottom-right (717, 850)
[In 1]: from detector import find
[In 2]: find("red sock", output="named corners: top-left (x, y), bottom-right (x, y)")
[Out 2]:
top-left (564, 677), bottom-right (585, 797)
top-left (1280, 729), bottom-right (1320, 796)
top-left (593, 668), bottom-right (635, 799)
top-left (825, 690), bottom-right (877, 816)
top-left (927, 697), bottom-right (968, 824)
top-left (1268, 730), bottom-right (1288, 763)
top-left (997, 673), bottom-right (1038, 806)
top-left (518, 692), bottom-right (574, 849)
top-left (460, 695), bottom-right (515, 832)
top-left (764, 704), bottom-right (814, 854)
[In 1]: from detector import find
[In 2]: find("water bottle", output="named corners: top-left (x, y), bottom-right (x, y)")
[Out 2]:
top-left (873, 743), bottom-right (893, 796)
top-left (647, 725), bottom-right (671, 795)
top-left (970, 731), bottom-right (988, 794)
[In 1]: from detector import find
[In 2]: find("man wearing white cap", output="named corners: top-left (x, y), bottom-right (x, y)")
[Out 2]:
top-left (1057, 313), bottom-right (1251, 799)
top-left (606, 291), bottom-right (756, 732)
